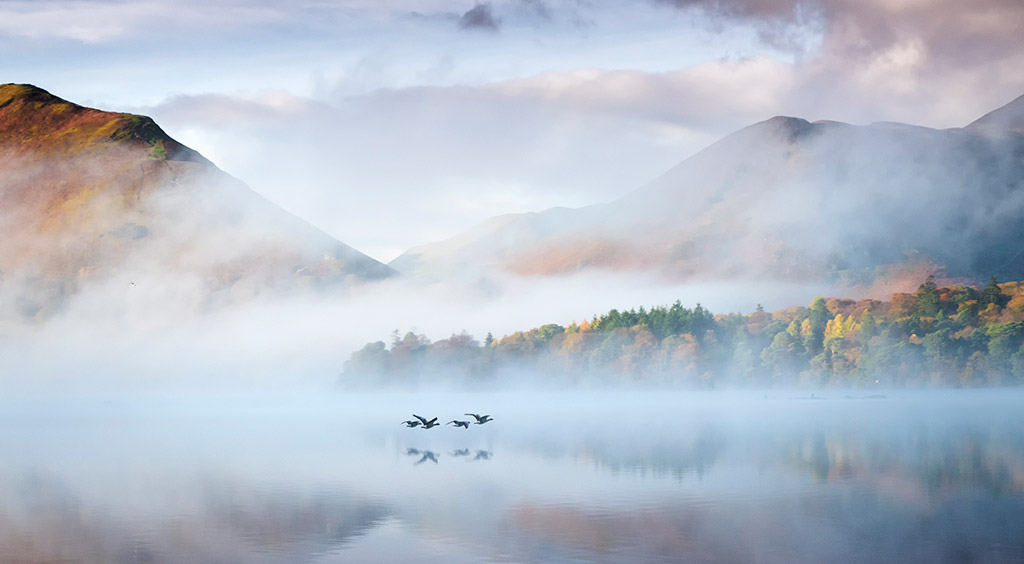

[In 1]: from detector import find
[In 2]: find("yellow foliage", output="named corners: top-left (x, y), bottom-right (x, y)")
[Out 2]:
top-left (979, 303), bottom-right (1001, 325)
top-left (824, 313), bottom-right (861, 340)
top-left (1005, 294), bottom-right (1024, 319)
top-left (800, 318), bottom-right (813, 337)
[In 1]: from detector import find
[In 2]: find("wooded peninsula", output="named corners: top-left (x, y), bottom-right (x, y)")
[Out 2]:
top-left (340, 277), bottom-right (1024, 388)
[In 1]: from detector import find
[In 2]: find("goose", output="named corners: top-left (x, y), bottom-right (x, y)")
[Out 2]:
top-left (448, 420), bottom-right (471, 429)
top-left (413, 414), bottom-right (440, 428)
top-left (465, 413), bottom-right (493, 425)
top-left (401, 420), bottom-right (422, 428)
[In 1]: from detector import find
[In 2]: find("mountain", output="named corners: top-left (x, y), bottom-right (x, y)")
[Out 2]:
top-left (965, 93), bottom-right (1024, 136)
top-left (392, 94), bottom-right (1024, 289)
top-left (0, 84), bottom-right (394, 322)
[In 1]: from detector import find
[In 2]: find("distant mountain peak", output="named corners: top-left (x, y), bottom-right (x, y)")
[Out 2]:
top-left (0, 83), bottom-right (207, 163)
top-left (750, 115), bottom-right (815, 143)
top-left (964, 93), bottom-right (1024, 136)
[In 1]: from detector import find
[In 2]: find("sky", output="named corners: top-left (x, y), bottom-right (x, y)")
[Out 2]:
top-left (4, 0), bottom-right (1024, 263)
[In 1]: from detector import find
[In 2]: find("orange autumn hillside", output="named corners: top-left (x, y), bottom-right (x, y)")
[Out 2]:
top-left (0, 84), bottom-right (393, 323)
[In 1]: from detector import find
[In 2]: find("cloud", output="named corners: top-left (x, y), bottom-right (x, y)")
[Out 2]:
top-left (495, 58), bottom-right (795, 130)
top-left (0, 0), bottom-right (287, 43)
top-left (148, 82), bottom-right (710, 263)
top-left (643, 0), bottom-right (1024, 126)
top-left (459, 3), bottom-right (501, 31)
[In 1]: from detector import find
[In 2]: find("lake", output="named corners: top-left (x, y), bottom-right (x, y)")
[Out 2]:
top-left (1, 390), bottom-right (1022, 563)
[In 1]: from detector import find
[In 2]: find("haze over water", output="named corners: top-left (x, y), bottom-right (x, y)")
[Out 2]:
top-left (1, 389), bottom-right (1022, 563)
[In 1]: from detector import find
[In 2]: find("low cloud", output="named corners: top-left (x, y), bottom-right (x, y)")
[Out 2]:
top-left (0, 264), bottom-right (826, 394)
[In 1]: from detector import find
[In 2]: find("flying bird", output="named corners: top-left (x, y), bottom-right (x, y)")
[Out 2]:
top-left (465, 413), bottom-right (493, 424)
top-left (401, 420), bottom-right (421, 428)
top-left (413, 414), bottom-right (439, 428)
top-left (448, 420), bottom-right (471, 428)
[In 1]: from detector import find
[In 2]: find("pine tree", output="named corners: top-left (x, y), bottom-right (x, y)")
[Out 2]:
top-left (981, 276), bottom-right (1003, 307)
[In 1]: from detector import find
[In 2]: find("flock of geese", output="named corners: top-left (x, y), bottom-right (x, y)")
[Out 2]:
top-left (401, 413), bottom-right (493, 429)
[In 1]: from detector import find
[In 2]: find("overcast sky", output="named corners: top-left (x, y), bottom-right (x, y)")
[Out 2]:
top-left (4, 0), bottom-right (1024, 262)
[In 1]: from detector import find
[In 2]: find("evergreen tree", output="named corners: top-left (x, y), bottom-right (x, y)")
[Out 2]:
top-left (916, 275), bottom-right (940, 317)
top-left (981, 276), bottom-right (1003, 307)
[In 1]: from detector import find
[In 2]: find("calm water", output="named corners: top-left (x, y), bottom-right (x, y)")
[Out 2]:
top-left (1, 390), bottom-right (1023, 563)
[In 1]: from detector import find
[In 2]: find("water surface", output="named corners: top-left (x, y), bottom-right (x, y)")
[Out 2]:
top-left (1, 390), bottom-right (1022, 563)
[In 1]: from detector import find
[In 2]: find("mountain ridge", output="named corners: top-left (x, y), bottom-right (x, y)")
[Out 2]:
top-left (390, 93), bottom-right (1024, 291)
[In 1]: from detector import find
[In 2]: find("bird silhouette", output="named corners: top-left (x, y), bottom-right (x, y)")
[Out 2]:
top-left (465, 413), bottom-right (493, 424)
top-left (401, 420), bottom-right (422, 428)
top-left (448, 420), bottom-right (471, 428)
top-left (413, 414), bottom-right (440, 428)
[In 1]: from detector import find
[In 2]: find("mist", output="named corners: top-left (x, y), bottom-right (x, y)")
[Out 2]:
top-left (0, 260), bottom-right (832, 395)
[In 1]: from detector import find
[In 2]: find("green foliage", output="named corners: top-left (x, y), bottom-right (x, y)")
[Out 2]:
top-left (148, 140), bottom-right (167, 160)
top-left (593, 301), bottom-right (713, 340)
top-left (981, 276), bottom-right (1004, 307)
top-left (916, 275), bottom-right (940, 317)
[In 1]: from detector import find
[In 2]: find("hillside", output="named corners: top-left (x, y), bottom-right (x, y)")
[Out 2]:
top-left (0, 84), bottom-right (394, 322)
top-left (391, 94), bottom-right (1024, 290)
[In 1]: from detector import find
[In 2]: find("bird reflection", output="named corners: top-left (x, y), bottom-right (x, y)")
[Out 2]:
top-left (406, 448), bottom-right (440, 465)
top-left (450, 448), bottom-right (471, 457)
top-left (473, 450), bottom-right (492, 461)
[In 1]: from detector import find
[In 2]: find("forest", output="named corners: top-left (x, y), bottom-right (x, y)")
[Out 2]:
top-left (339, 276), bottom-right (1024, 388)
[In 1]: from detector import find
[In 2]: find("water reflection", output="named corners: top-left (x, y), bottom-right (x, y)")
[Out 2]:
top-left (1, 471), bottom-right (392, 563)
top-left (406, 448), bottom-right (440, 465)
top-left (405, 448), bottom-right (492, 465)
top-left (0, 391), bottom-right (1021, 563)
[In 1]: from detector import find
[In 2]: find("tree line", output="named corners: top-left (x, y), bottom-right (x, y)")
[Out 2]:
top-left (340, 276), bottom-right (1024, 388)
